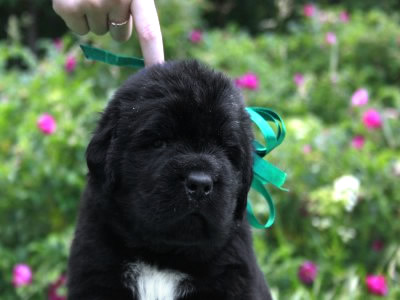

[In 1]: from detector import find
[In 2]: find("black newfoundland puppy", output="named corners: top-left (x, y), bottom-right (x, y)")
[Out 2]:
top-left (67, 60), bottom-right (272, 300)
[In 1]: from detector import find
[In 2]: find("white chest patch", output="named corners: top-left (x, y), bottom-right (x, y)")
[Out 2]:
top-left (123, 262), bottom-right (191, 300)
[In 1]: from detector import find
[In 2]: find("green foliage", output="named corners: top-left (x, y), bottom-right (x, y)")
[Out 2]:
top-left (203, 0), bottom-right (400, 34)
top-left (0, 40), bottom-right (99, 298)
top-left (1, 2), bottom-right (400, 299)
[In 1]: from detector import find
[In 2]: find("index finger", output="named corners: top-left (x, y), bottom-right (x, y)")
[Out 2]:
top-left (131, 0), bottom-right (164, 66)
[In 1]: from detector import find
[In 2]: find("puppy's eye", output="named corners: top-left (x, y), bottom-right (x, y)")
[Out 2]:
top-left (152, 140), bottom-right (167, 149)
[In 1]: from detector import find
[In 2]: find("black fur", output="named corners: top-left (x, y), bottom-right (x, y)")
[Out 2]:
top-left (67, 60), bottom-right (272, 300)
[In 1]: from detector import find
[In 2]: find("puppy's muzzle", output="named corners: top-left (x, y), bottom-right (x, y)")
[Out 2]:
top-left (185, 171), bottom-right (213, 199)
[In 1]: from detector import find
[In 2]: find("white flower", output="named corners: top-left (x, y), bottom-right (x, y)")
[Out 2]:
top-left (311, 217), bottom-right (332, 229)
top-left (286, 118), bottom-right (309, 140)
top-left (332, 175), bottom-right (360, 212)
top-left (338, 226), bottom-right (356, 243)
top-left (393, 160), bottom-right (400, 177)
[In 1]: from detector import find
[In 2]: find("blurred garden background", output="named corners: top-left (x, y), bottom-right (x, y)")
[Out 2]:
top-left (1, 0), bottom-right (400, 299)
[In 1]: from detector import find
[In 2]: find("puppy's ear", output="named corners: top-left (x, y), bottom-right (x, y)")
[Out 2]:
top-left (86, 106), bottom-right (119, 190)
top-left (235, 146), bottom-right (254, 222)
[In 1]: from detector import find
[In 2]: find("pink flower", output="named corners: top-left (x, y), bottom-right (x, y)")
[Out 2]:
top-left (298, 261), bottom-right (318, 285)
top-left (363, 109), bottom-right (382, 129)
top-left (366, 275), bottom-right (388, 296)
top-left (339, 11), bottom-right (350, 23)
top-left (235, 73), bottom-right (259, 90)
top-left (65, 55), bottom-right (77, 73)
top-left (37, 113), bottom-right (57, 135)
top-left (48, 275), bottom-right (67, 300)
top-left (351, 88), bottom-right (369, 106)
top-left (372, 240), bottom-right (384, 252)
top-left (12, 264), bottom-right (33, 287)
top-left (189, 30), bottom-right (203, 44)
top-left (53, 38), bottom-right (63, 51)
top-left (303, 144), bottom-right (312, 154)
top-left (303, 4), bottom-right (316, 18)
top-left (325, 32), bottom-right (337, 45)
top-left (294, 73), bottom-right (305, 87)
top-left (351, 135), bottom-right (365, 149)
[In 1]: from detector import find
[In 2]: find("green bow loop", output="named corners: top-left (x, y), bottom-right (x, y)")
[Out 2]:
top-left (80, 44), bottom-right (145, 68)
top-left (253, 155), bottom-right (287, 190)
top-left (245, 107), bottom-right (287, 229)
top-left (247, 107), bottom-right (286, 156)
top-left (247, 179), bottom-right (275, 229)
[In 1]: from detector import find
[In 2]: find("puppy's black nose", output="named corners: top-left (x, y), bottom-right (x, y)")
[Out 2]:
top-left (185, 172), bottom-right (213, 198)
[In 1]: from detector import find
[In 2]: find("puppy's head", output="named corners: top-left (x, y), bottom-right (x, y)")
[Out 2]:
top-left (86, 60), bottom-right (253, 253)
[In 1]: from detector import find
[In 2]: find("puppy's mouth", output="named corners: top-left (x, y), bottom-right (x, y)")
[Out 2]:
top-left (156, 212), bottom-right (210, 246)
top-left (188, 212), bottom-right (207, 229)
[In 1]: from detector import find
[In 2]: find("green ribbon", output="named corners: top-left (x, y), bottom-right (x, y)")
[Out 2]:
top-left (80, 44), bottom-right (145, 68)
top-left (245, 107), bottom-right (287, 229)
top-left (79, 45), bottom-right (287, 229)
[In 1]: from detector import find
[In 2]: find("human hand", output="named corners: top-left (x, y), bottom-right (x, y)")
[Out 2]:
top-left (52, 0), bottom-right (164, 66)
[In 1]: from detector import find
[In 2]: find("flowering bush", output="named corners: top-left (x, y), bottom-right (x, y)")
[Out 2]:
top-left (1, 1), bottom-right (399, 299)
top-left (190, 4), bottom-right (400, 299)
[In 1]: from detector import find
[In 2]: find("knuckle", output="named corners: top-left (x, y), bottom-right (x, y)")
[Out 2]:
top-left (137, 22), bottom-right (159, 42)
top-left (53, 1), bottom-right (80, 16)
top-left (86, 0), bottom-right (103, 10)
top-left (110, 0), bottom-right (126, 4)
top-left (52, 1), bottom-right (66, 15)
